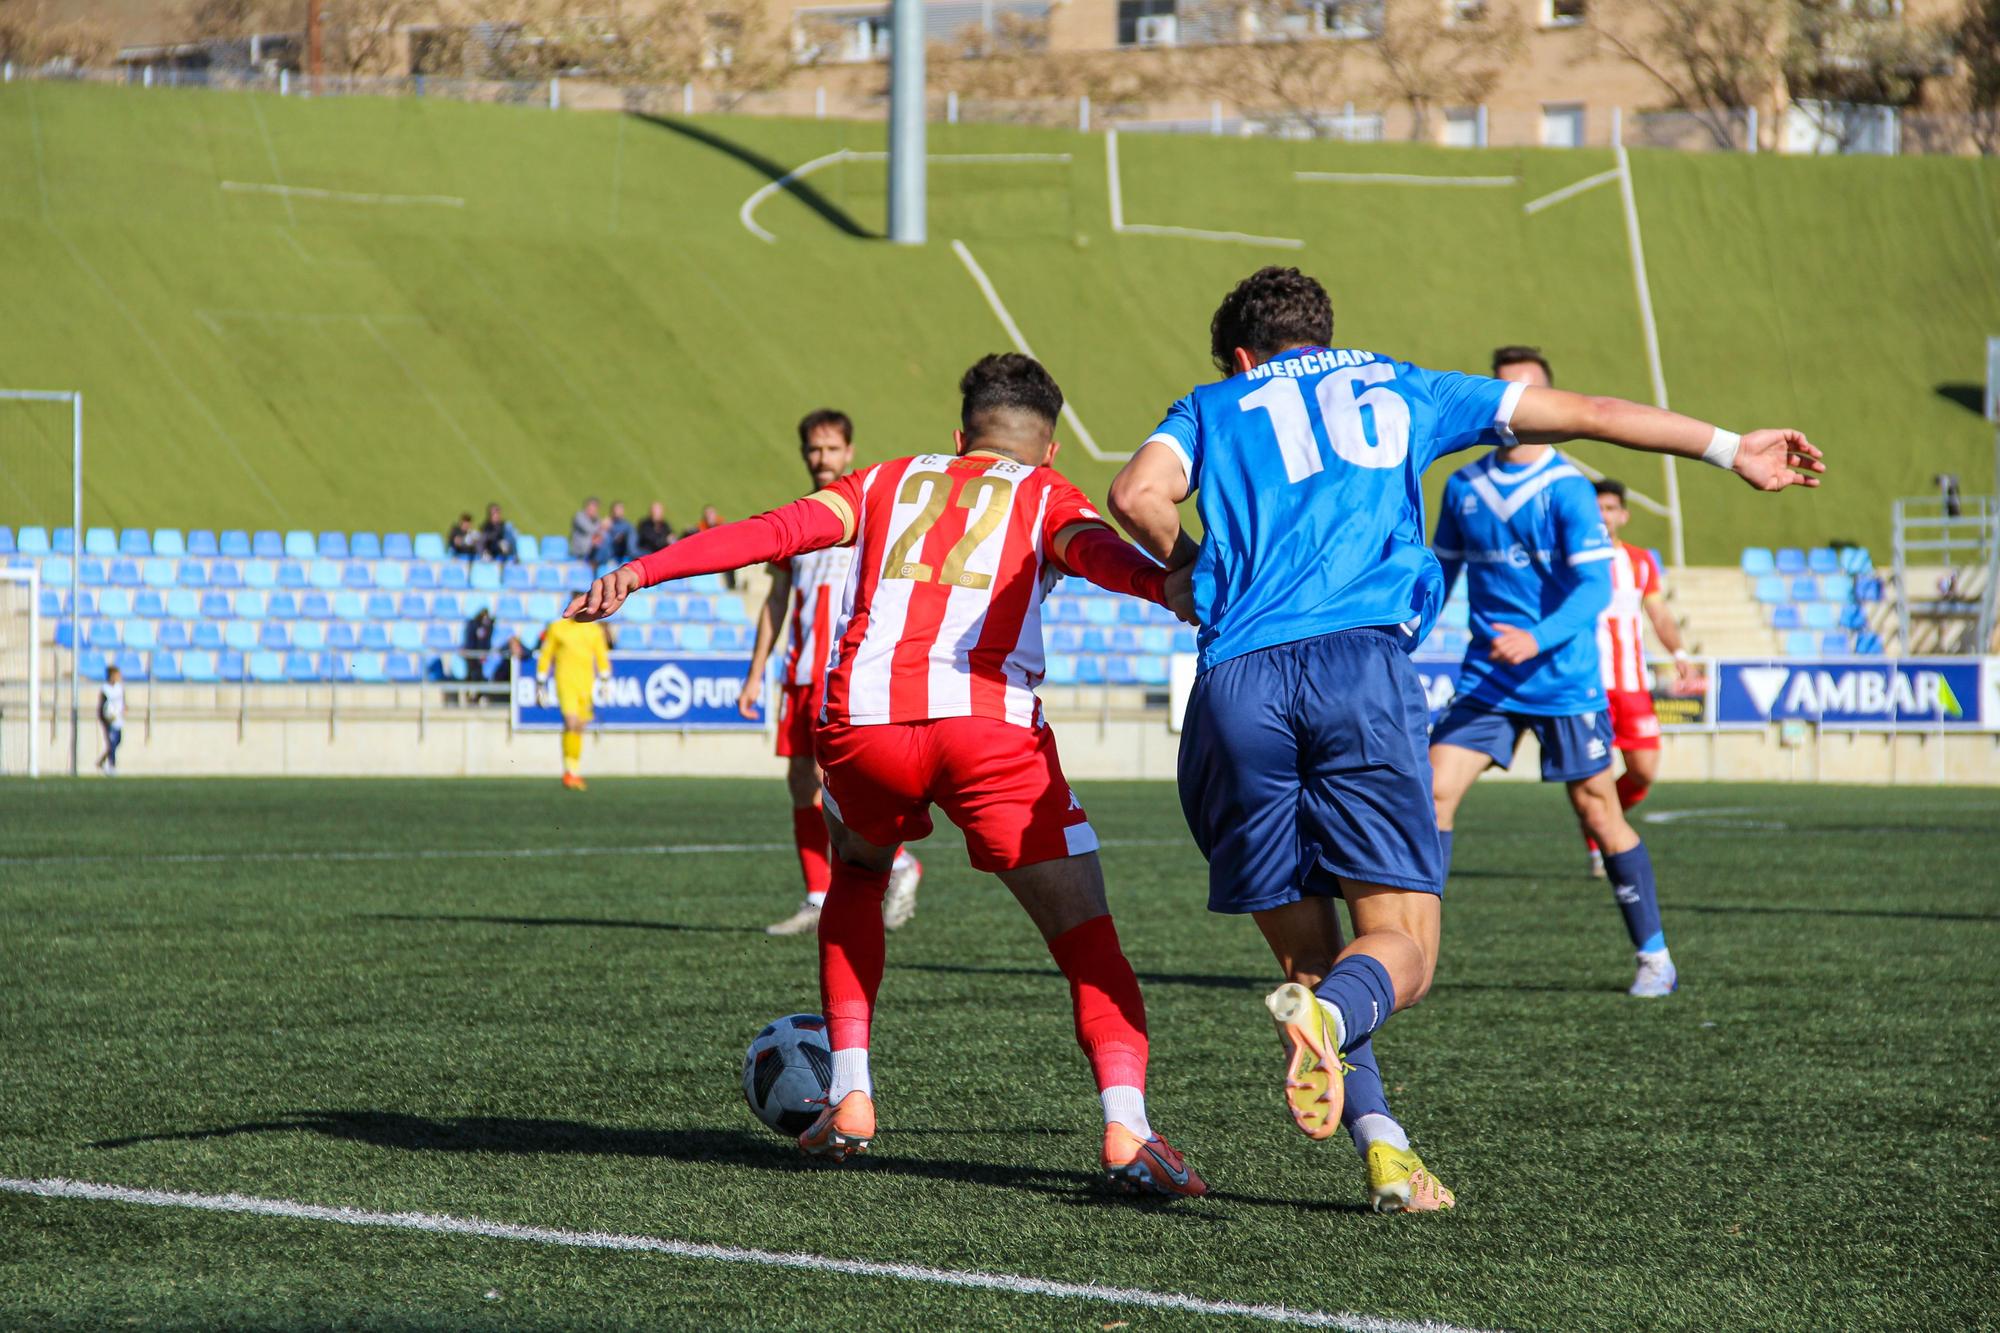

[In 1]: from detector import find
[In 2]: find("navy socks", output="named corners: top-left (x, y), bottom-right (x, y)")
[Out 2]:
top-left (1313, 953), bottom-right (1396, 1052)
top-left (1604, 841), bottom-right (1666, 954)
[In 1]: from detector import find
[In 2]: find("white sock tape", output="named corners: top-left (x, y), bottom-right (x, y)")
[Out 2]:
top-left (1702, 428), bottom-right (1741, 471)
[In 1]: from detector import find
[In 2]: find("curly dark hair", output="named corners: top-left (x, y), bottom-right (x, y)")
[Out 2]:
top-left (1209, 267), bottom-right (1334, 374)
top-left (796, 408), bottom-right (853, 449)
top-left (959, 352), bottom-right (1064, 435)
top-left (1491, 345), bottom-right (1554, 385)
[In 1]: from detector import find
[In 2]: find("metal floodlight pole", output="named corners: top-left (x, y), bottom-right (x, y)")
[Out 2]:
top-left (887, 0), bottom-right (926, 245)
top-left (70, 391), bottom-right (81, 777)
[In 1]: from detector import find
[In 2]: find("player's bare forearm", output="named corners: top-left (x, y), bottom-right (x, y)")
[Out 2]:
top-left (1644, 595), bottom-right (1686, 655)
top-left (1108, 442), bottom-right (1193, 566)
top-left (1509, 387), bottom-right (1824, 493)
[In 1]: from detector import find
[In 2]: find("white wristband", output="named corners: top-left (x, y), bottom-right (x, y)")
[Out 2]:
top-left (1672, 649), bottom-right (1689, 663)
top-left (1701, 428), bottom-right (1741, 471)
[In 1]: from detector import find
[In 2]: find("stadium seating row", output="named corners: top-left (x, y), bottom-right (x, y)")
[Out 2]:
top-left (1751, 574), bottom-right (1872, 604)
top-left (59, 619), bottom-right (753, 655)
top-left (0, 525), bottom-right (593, 565)
top-left (37, 589), bottom-right (737, 626)
top-left (1740, 546), bottom-right (1873, 577)
top-left (14, 554), bottom-right (611, 593)
top-left (1771, 603), bottom-right (1871, 633)
top-left (1780, 631), bottom-right (1883, 656)
top-left (1044, 654), bottom-right (1172, 688)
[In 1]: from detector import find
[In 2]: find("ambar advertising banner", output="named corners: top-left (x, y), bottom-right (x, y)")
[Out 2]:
top-left (513, 654), bottom-right (764, 730)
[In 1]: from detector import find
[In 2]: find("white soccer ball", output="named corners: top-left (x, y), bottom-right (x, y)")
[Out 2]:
top-left (742, 1013), bottom-right (833, 1135)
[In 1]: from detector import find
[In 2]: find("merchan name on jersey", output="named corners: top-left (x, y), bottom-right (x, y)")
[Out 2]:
top-left (1242, 348), bottom-right (1381, 381)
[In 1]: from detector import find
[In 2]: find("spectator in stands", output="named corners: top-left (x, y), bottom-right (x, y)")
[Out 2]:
top-left (463, 606), bottom-right (495, 687)
top-left (480, 503), bottom-right (519, 563)
top-left (448, 513), bottom-right (480, 560)
top-left (637, 501), bottom-right (675, 555)
top-left (570, 497), bottom-right (605, 562)
top-left (604, 501), bottom-right (636, 565)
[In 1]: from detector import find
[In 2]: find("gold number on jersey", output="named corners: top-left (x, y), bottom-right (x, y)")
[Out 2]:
top-left (882, 471), bottom-right (1015, 590)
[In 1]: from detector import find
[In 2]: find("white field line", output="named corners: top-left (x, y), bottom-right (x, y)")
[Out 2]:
top-left (738, 151), bottom-right (1072, 243)
top-left (1612, 144), bottom-right (1684, 566)
top-left (0, 1178), bottom-right (1490, 1333)
top-left (247, 97), bottom-right (297, 228)
top-left (1107, 130), bottom-right (1303, 249)
top-left (1521, 168), bottom-right (1620, 215)
top-left (1294, 172), bottom-right (1517, 188)
top-left (1641, 808), bottom-right (1789, 830)
top-left (221, 180), bottom-right (466, 208)
top-left (950, 239), bottom-right (1121, 462)
top-left (0, 836), bottom-right (1184, 869)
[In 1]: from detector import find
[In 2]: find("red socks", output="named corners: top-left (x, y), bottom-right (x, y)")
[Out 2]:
top-left (1616, 771), bottom-right (1651, 811)
top-left (1046, 914), bottom-right (1149, 1092)
top-left (818, 859), bottom-right (889, 1052)
top-left (792, 804), bottom-right (832, 903)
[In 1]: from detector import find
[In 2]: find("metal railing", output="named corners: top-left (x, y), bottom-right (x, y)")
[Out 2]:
top-left (1891, 495), bottom-right (1999, 655)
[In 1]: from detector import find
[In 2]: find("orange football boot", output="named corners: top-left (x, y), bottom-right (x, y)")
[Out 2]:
top-left (561, 772), bottom-right (586, 791)
top-left (1102, 1123), bottom-right (1207, 1198)
top-left (1265, 982), bottom-right (1348, 1140)
top-left (798, 1090), bottom-right (875, 1162)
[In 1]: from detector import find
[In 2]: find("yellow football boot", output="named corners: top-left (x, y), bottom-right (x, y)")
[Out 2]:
top-left (1365, 1141), bottom-right (1456, 1214)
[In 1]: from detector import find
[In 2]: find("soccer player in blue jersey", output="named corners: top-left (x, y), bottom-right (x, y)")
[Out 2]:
top-left (1108, 267), bottom-right (1821, 1210)
top-left (1427, 347), bottom-right (1676, 998)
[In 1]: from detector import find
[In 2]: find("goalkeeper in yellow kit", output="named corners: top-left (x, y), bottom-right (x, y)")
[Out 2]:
top-left (536, 602), bottom-right (611, 790)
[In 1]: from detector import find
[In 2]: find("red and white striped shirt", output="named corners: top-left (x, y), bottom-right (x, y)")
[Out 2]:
top-left (782, 545), bottom-right (852, 689)
top-left (1595, 541), bottom-right (1662, 693)
top-left (818, 453), bottom-right (1107, 729)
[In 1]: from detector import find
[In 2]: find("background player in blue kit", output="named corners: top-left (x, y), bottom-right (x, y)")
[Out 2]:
top-left (1108, 267), bottom-right (1822, 1208)
top-left (1428, 347), bottom-right (1676, 998)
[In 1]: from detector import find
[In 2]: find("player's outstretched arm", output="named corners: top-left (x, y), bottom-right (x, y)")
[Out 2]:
top-left (1107, 441), bottom-right (1198, 568)
top-left (1052, 522), bottom-right (1194, 623)
top-left (568, 493), bottom-right (852, 621)
top-left (1508, 389), bottom-right (1824, 493)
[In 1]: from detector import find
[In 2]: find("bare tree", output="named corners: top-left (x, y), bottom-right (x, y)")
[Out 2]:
top-left (1176, 0), bottom-right (1362, 136)
top-left (1589, 0), bottom-right (1788, 149)
top-left (1946, 0), bottom-right (2000, 153)
top-left (324, 0), bottom-right (434, 75)
top-left (927, 12), bottom-right (1173, 116)
top-left (1371, 0), bottom-right (1523, 140)
top-left (0, 0), bottom-right (112, 66)
top-left (1784, 0), bottom-right (1947, 148)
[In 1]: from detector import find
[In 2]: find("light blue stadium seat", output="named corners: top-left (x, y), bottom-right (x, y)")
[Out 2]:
top-left (1818, 632), bottom-right (1850, 654)
top-left (496, 594), bottom-right (526, 621)
top-left (532, 566), bottom-right (565, 592)
top-left (390, 622), bottom-right (423, 652)
top-left (1839, 546), bottom-right (1873, 574)
top-left (1807, 547), bottom-right (1838, 575)
top-left (1840, 605), bottom-right (1867, 631)
top-left (1775, 548), bottom-right (1806, 575)
top-left (87, 621), bottom-right (121, 648)
top-left (41, 555), bottom-right (70, 585)
top-left (1076, 656), bottom-right (1106, 686)
top-left (99, 588), bottom-right (133, 618)
top-left (469, 563), bottom-right (501, 592)
top-left (299, 592), bottom-right (331, 619)
top-left (1172, 629), bottom-right (1197, 653)
top-left (317, 531), bottom-right (349, 560)
top-left (332, 592), bottom-right (365, 621)
top-left (326, 624), bottom-right (357, 650)
top-left (38, 589), bottom-right (59, 617)
top-left (1082, 599), bottom-right (1119, 626)
top-left (1856, 576), bottom-right (1883, 603)
top-left (54, 620), bottom-right (75, 649)
top-left (1106, 657), bottom-right (1139, 686)
top-left (375, 561), bottom-right (408, 591)
top-left (159, 621), bottom-right (191, 650)
top-left (397, 593), bottom-right (429, 619)
top-left (176, 561), bottom-right (208, 588)
top-left (193, 622), bottom-right (224, 650)
top-left (503, 564), bottom-right (532, 590)
top-left (365, 593), bottom-right (396, 620)
top-left (1772, 604), bottom-right (1803, 630)
top-left (412, 532), bottom-right (447, 561)
top-left (381, 533), bottom-right (412, 560)
top-left (210, 562), bottom-right (243, 590)
top-left (680, 624), bottom-right (713, 651)
top-left (119, 529), bottom-right (150, 556)
top-left (188, 530), bottom-right (219, 557)
top-left (17, 526), bottom-right (50, 555)
top-left (526, 593), bottom-right (560, 622)
top-left (361, 624), bottom-right (390, 651)
top-left (267, 592), bottom-right (298, 619)
top-left (77, 651), bottom-right (107, 681)
top-left (218, 530), bottom-right (250, 558)
top-left (1049, 625), bottom-right (1083, 653)
top-left (1110, 628), bottom-right (1141, 653)
top-left (1138, 627), bottom-right (1172, 655)
top-left (643, 624), bottom-right (675, 650)
top-left (124, 621), bottom-right (157, 651)
top-left (109, 560), bottom-right (141, 587)
top-left (152, 651), bottom-right (183, 683)
top-left (85, 527), bottom-right (117, 557)
top-left (431, 593), bottom-right (462, 622)
top-left (224, 622), bottom-right (259, 651)
top-left (1855, 631), bottom-right (1884, 654)
top-left (115, 650), bottom-right (147, 679)
top-left (239, 590), bottom-right (271, 619)
top-left (407, 563), bottom-right (437, 590)
top-left (182, 650), bottom-right (218, 683)
top-left (1753, 576), bottom-right (1787, 604)
top-left (1136, 656), bottom-right (1170, 686)
top-left (306, 559), bottom-right (340, 590)
top-left (1787, 577), bottom-right (1816, 602)
top-left (711, 625), bottom-right (750, 651)
top-left (683, 596), bottom-right (714, 623)
top-left (252, 531), bottom-right (283, 559)
top-left (1081, 628), bottom-right (1108, 653)
top-left (259, 622), bottom-right (291, 650)
top-left (142, 558), bottom-right (176, 589)
top-left (716, 598), bottom-right (749, 626)
top-left (1782, 630), bottom-right (1816, 657)
top-left (283, 531), bottom-right (315, 560)
top-left (1802, 603), bottom-right (1836, 630)
top-left (0, 527), bottom-right (12, 556)
top-left (1117, 601), bottom-right (1148, 626)
top-left (293, 622), bottom-right (327, 652)
top-left (246, 650), bottom-right (283, 683)
top-left (539, 536), bottom-right (567, 561)
top-left (340, 562), bottom-right (373, 589)
top-left (1818, 574), bottom-right (1853, 602)
top-left (440, 564), bottom-right (469, 590)
top-left (350, 652), bottom-right (387, 683)
top-left (285, 651), bottom-right (318, 681)
top-left (321, 652), bottom-right (352, 682)
top-left (386, 653), bottom-right (421, 683)
top-left (1045, 653), bottom-right (1077, 686)
top-left (153, 529), bottom-right (186, 558)
top-left (273, 560), bottom-right (305, 589)
top-left (134, 591), bottom-right (165, 618)
top-left (78, 558), bottom-right (107, 587)
top-left (424, 622), bottom-right (456, 651)
top-left (53, 528), bottom-right (75, 554)
top-left (1740, 547), bottom-right (1775, 576)
top-left (242, 560), bottom-right (275, 591)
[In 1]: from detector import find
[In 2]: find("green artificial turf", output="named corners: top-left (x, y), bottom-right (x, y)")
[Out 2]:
top-left (1, 81), bottom-right (1995, 558)
top-left (1, 776), bottom-right (1995, 1330)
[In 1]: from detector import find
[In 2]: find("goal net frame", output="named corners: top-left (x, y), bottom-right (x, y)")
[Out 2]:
top-left (0, 388), bottom-right (80, 776)
top-left (0, 565), bottom-right (42, 778)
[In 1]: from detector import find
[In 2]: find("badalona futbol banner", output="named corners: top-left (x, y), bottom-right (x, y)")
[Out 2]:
top-left (512, 654), bottom-right (764, 731)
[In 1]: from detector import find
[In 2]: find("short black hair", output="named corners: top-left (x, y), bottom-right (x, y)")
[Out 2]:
top-left (1210, 267), bottom-right (1334, 374)
top-left (797, 408), bottom-right (853, 449)
top-left (1594, 479), bottom-right (1627, 502)
top-left (959, 353), bottom-right (1063, 436)
top-left (1492, 345), bottom-right (1553, 385)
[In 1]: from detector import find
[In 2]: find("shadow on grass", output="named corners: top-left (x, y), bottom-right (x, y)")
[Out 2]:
top-left (893, 961), bottom-right (1259, 993)
top-left (366, 913), bottom-right (762, 934)
top-left (632, 114), bottom-right (875, 240)
top-left (88, 1110), bottom-right (1359, 1215)
top-left (1674, 903), bottom-right (2000, 925)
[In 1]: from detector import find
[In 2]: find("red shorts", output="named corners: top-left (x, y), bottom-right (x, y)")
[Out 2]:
top-left (814, 716), bottom-right (1097, 873)
top-left (1607, 689), bottom-right (1661, 752)
top-left (775, 681), bottom-right (821, 759)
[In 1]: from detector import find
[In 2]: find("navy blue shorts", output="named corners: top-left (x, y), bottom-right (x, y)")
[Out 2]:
top-left (1178, 628), bottom-right (1444, 913)
top-left (1429, 701), bottom-right (1613, 783)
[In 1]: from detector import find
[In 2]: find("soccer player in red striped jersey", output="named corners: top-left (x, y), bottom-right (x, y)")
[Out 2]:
top-left (739, 410), bottom-right (922, 936)
top-left (1581, 479), bottom-right (1700, 878)
top-left (569, 354), bottom-right (1206, 1197)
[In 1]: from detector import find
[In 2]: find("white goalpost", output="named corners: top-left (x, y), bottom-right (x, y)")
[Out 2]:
top-left (0, 388), bottom-right (81, 777)
top-left (0, 566), bottom-right (42, 778)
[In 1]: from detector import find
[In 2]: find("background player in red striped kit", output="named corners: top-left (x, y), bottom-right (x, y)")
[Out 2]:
top-left (739, 410), bottom-right (921, 935)
top-left (570, 354), bottom-right (1206, 1198)
top-left (1581, 478), bottom-right (1701, 878)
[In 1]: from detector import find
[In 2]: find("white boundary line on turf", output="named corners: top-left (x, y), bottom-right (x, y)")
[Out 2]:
top-left (0, 1178), bottom-right (1490, 1333)
top-left (1520, 168), bottom-right (1620, 215)
top-left (221, 181), bottom-right (466, 208)
top-left (738, 151), bottom-right (1072, 243)
top-left (1295, 171), bottom-right (1517, 188)
top-left (0, 837), bottom-right (1183, 869)
top-left (1107, 130), bottom-right (1303, 249)
top-left (950, 239), bottom-right (1121, 462)
top-left (1612, 140), bottom-right (1684, 566)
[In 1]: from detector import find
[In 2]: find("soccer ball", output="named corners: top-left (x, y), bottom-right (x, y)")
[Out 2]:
top-left (742, 1013), bottom-right (833, 1135)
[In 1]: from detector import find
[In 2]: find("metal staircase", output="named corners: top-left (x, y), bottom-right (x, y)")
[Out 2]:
top-left (1891, 496), bottom-right (2000, 655)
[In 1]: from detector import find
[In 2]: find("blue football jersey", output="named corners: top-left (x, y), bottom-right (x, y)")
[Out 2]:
top-left (1146, 347), bottom-right (1523, 671)
top-left (1432, 450), bottom-right (1615, 716)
